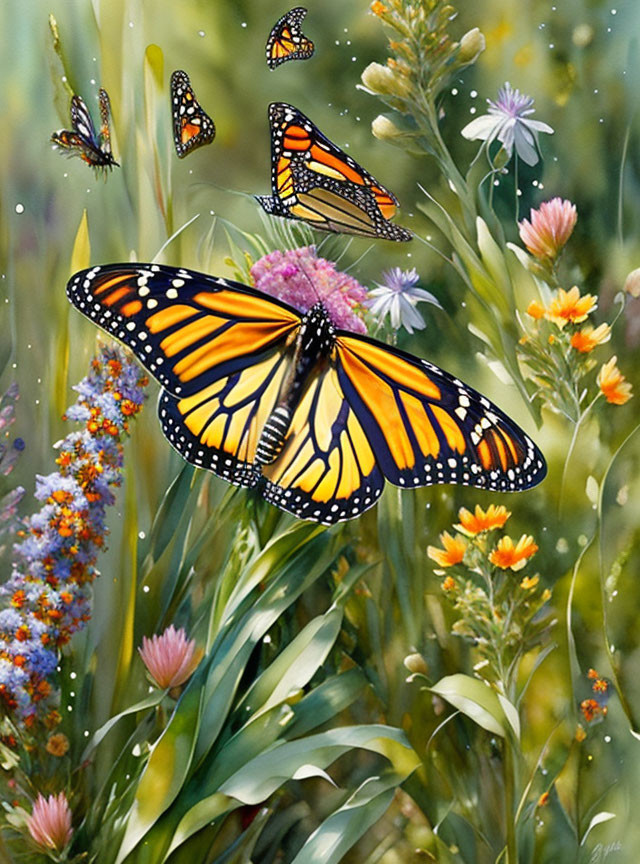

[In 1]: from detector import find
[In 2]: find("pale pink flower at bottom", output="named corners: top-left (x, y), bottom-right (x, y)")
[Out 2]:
top-left (27, 792), bottom-right (73, 851)
top-left (138, 625), bottom-right (200, 689)
top-left (518, 198), bottom-right (577, 260)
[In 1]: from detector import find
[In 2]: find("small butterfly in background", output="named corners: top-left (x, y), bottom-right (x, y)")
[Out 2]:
top-left (51, 88), bottom-right (119, 172)
top-left (266, 7), bottom-right (315, 69)
top-left (66, 263), bottom-right (546, 525)
top-left (256, 102), bottom-right (412, 241)
top-left (170, 70), bottom-right (216, 158)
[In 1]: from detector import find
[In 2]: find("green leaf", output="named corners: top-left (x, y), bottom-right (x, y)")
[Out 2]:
top-left (81, 690), bottom-right (166, 761)
top-left (285, 669), bottom-right (369, 739)
top-left (430, 674), bottom-right (514, 738)
top-left (580, 811), bottom-right (616, 845)
top-left (70, 209), bottom-right (90, 276)
top-left (115, 683), bottom-right (203, 863)
top-left (291, 774), bottom-right (400, 864)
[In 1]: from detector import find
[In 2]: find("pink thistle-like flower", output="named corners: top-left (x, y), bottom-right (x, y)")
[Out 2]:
top-left (138, 625), bottom-right (200, 689)
top-left (250, 246), bottom-right (368, 333)
top-left (518, 198), bottom-right (577, 261)
top-left (27, 792), bottom-right (73, 852)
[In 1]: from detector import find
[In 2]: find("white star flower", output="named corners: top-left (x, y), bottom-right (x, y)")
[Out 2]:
top-left (366, 268), bottom-right (441, 334)
top-left (461, 82), bottom-right (553, 166)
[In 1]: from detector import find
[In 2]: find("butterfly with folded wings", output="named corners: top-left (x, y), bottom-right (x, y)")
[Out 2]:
top-left (170, 70), bottom-right (216, 158)
top-left (257, 103), bottom-right (412, 241)
top-left (51, 88), bottom-right (119, 172)
top-left (266, 7), bottom-right (315, 69)
top-left (66, 263), bottom-right (546, 525)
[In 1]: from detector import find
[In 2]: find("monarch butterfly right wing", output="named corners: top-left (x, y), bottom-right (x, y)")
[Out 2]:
top-left (170, 70), bottom-right (216, 158)
top-left (266, 7), bottom-right (315, 69)
top-left (262, 363), bottom-right (384, 523)
top-left (334, 334), bottom-right (547, 493)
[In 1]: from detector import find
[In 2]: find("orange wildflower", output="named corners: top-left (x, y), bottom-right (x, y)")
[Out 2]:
top-left (370, 1), bottom-right (388, 14)
top-left (454, 504), bottom-right (510, 536)
top-left (489, 534), bottom-right (538, 571)
top-left (427, 532), bottom-right (466, 568)
top-left (526, 300), bottom-right (546, 320)
top-left (580, 698), bottom-right (606, 723)
top-left (597, 356), bottom-right (633, 405)
top-left (46, 733), bottom-right (70, 757)
top-left (575, 724), bottom-right (587, 742)
top-left (537, 791), bottom-right (550, 807)
top-left (547, 286), bottom-right (596, 328)
top-left (570, 323), bottom-right (611, 353)
top-left (441, 576), bottom-right (456, 591)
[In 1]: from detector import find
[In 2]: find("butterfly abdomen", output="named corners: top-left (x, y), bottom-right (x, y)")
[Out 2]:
top-left (255, 405), bottom-right (292, 466)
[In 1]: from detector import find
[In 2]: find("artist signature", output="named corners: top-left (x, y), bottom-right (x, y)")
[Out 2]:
top-left (589, 842), bottom-right (622, 864)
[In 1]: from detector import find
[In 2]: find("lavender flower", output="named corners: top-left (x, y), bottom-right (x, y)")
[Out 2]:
top-left (0, 346), bottom-right (148, 727)
top-left (0, 384), bottom-right (25, 553)
top-left (366, 267), bottom-right (441, 334)
top-left (250, 246), bottom-right (368, 333)
top-left (461, 82), bottom-right (553, 166)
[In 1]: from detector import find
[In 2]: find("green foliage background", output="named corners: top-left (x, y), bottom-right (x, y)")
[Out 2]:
top-left (1, 0), bottom-right (640, 861)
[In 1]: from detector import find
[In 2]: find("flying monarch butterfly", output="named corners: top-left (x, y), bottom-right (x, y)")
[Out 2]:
top-left (266, 7), bottom-right (315, 69)
top-left (66, 263), bottom-right (546, 524)
top-left (170, 70), bottom-right (216, 158)
top-left (51, 88), bottom-right (119, 172)
top-left (256, 103), bottom-right (412, 241)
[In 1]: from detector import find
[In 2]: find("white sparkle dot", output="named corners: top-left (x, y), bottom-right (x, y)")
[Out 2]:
top-left (469, 107), bottom-right (476, 114)
top-left (138, 531), bottom-right (146, 539)
top-left (241, 21), bottom-right (247, 27)
top-left (451, 88), bottom-right (458, 95)
top-left (198, 30), bottom-right (205, 36)
top-left (15, 203), bottom-right (24, 214)
top-left (84, 730), bottom-right (90, 737)
top-left (470, 89), bottom-right (478, 98)
top-left (128, 20), bottom-right (134, 27)
top-left (70, 672), bottom-right (77, 680)
top-left (604, 735), bottom-right (612, 742)
top-left (143, 585), bottom-right (150, 593)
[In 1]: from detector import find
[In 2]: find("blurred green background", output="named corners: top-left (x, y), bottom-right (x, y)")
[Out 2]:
top-left (1, 0), bottom-right (640, 861)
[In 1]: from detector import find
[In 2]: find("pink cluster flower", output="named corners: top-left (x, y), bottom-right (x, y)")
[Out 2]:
top-left (518, 198), bottom-right (577, 261)
top-left (27, 792), bottom-right (73, 852)
top-left (250, 246), bottom-right (368, 333)
top-left (139, 625), bottom-right (200, 689)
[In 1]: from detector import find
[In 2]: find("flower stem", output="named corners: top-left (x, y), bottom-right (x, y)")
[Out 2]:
top-left (559, 394), bottom-right (601, 515)
top-left (503, 734), bottom-right (518, 864)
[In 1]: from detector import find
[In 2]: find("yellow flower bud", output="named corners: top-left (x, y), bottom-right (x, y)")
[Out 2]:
top-left (458, 28), bottom-right (486, 64)
top-left (371, 114), bottom-right (405, 142)
top-left (404, 653), bottom-right (428, 676)
top-left (360, 62), bottom-right (411, 99)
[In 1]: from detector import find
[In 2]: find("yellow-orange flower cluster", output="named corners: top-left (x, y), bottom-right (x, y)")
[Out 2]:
top-left (570, 323), bottom-right (611, 353)
top-left (454, 504), bottom-right (510, 536)
top-left (427, 532), bottom-right (466, 568)
top-left (597, 356), bottom-right (633, 405)
top-left (489, 535), bottom-right (538, 571)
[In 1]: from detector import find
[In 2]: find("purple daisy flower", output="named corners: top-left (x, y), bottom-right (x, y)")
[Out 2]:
top-left (461, 82), bottom-right (553, 166)
top-left (366, 267), bottom-right (441, 334)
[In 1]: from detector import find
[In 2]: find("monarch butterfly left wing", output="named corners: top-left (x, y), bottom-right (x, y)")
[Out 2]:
top-left (97, 88), bottom-right (116, 160)
top-left (170, 70), bottom-right (216, 158)
top-left (70, 94), bottom-right (99, 145)
top-left (262, 363), bottom-right (385, 523)
top-left (334, 334), bottom-right (547, 493)
top-left (67, 263), bottom-right (302, 486)
top-left (257, 102), bottom-right (411, 241)
top-left (266, 7), bottom-right (314, 69)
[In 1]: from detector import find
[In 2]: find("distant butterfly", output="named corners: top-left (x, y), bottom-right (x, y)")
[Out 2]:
top-left (67, 263), bottom-right (546, 524)
top-left (51, 88), bottom-right (118, 172)
top-left (266, 7), bottom-right (314, 69)
top-left (256, 103), bottom-right (412, 241)
top-left (170, 70), bottom-right (216, 158)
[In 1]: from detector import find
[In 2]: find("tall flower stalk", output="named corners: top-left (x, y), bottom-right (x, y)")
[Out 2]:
top-left (0, 346), bottom-right (148, 728)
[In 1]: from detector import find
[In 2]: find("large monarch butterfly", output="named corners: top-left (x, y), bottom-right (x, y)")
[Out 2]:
top-left (266, 7), bottom-right (315, 69)
top-left (51, 88), bottom-right (118, 172)
top-left (170, 70), bottom-right (216, 158)
top-left (256, 103), bottom-right (412, 241)
top-left (66, 263), bottom-right (546, 524)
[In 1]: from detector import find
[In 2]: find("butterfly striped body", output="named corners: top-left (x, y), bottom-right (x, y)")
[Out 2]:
top-left (257, 103), bottom-right (412, 241)
top-left (51, 89), bottom-right (118, 172)
top-left (67, 263), bottom-right (546, 524)
top-left (266, 7), bottom-right (314, 69)
top-left (170, 70), bottom-right (216, 158)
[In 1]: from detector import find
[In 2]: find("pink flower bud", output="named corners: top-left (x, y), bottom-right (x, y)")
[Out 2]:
top-left (518, 198), bottom-right (577, 260)
top-left (138, 625), bottom-right (200, 689)
top-left (27, 792), bottom-right (73, 852)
